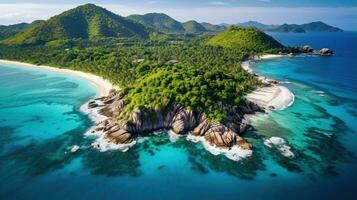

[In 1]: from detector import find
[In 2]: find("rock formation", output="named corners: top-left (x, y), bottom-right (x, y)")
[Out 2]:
top-left (301, 45), bottom-right (314, 53)
top-left (88, 90), bottom-right (264, 150)
top-left (300, 45), bottom-right (334, 56)
top-left (316, 48), bottom-right (334, 56)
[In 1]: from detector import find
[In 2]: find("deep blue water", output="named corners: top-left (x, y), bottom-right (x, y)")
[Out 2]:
top-left (0, 32), bottom-right (356, 200)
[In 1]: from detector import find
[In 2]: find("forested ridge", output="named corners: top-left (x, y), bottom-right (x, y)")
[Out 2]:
top-left (2, 4), bottom-right (151, 46)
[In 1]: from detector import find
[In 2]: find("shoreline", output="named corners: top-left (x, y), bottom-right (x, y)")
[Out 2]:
top-left (0, 56), bottom-right (294, 161)
top-left (0, 59), bottom-right (123, 153)
top-left (0, 59), bottom-right (116, 96)
top-left (243, 54), bottom-right (295, 112)
top-left (0, 56), bottom-right (293, 120)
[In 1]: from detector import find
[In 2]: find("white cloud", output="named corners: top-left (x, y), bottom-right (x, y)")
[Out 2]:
top-left (208, 1), bottom-right (230, 6)
top-left (146, 0), bottom-right (160, 4)
top-left (0, 3), bottom-right (75, 24)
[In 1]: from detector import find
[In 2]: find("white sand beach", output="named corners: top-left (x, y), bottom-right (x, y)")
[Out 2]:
top-left (246, 85), bottom-right (294, 110)
top-left (243, 54), bottom-right (295, 111)
top-left (257, 54), bottom-right (285, 60)
top-left (0, 59), bottom-right (116, 96)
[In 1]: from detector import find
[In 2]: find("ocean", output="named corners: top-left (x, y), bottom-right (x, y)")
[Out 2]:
top-left (0, 32), bottom-right (356, 200)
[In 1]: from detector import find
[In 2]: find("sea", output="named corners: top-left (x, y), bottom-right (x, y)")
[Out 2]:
top-left (0, 32), bottom-right (356, 200)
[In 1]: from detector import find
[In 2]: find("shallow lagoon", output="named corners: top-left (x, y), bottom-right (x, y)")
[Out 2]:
top-left (0, 32), bottom-right (356, 200)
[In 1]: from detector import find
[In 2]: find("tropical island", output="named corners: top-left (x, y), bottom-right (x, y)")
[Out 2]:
top-left (0, 4), bottom-right (333, 158)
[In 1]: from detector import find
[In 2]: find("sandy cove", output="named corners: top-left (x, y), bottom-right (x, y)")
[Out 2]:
top-left (243, 54), bottom-right (295, 111)
top-left (0, 59), bottom-right (116, 96)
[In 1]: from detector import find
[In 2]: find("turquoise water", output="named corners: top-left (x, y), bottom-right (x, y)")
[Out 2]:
top-left (0, 32), bottom-right (357, 200)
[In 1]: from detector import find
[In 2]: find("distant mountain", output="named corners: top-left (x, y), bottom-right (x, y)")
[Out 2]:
top-left (1, 3), bottom-right (343, 46)
top-left (127, 13), bottom-right (185, 33)
top-left (269, 21), bottom-right (343, 33)
top-left (236, 21), bottom-right (279, 31)
top-left (300, 21), bottom-right (343, 32)
top-left (200, 22), bottom-right (226, 32)
top-left (269, 24), bottom-right (306, 33)
top-left (127, 13), bottom-right (225, 34)
top-left (182, 20), bottom-right (207, 33)
top-left (206, 26), bottom-right (284, 52)
top-left (219, 23), bottom-right (231, 28)
top-left (233, 21), bottom-right (342, 33)
top-left (0, 21), bottom-right (43, 40)
top-left (3, 4), bottom-right (150, 45)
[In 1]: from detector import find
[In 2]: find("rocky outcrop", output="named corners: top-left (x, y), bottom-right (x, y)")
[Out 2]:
top-left (191, 119), bottom-right (251, 149)
top-left (301, 45), bottom-right (314, 53)
top-left (300, 45), bottom-right (334, 56)
top-left (89, 90), bottom-right (263, 150)
top-left (316, 48), bottom-right (334, 56)
top-left (88, 101), bottom-right (99, 108)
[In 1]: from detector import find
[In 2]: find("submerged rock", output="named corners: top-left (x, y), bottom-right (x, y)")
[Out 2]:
top-left (264, 137), bottom-right (295, 158)
top-left (70, 145), bottom-right (80, 153)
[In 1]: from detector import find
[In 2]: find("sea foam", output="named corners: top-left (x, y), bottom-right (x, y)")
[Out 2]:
top-left (186, 134), bottom-right (253, 161)
top-left (264, 136), bottom-right (295, 158)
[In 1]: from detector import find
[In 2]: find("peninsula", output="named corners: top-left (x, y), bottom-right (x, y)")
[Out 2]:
top-left (0, 4), bottom-right (332, 159)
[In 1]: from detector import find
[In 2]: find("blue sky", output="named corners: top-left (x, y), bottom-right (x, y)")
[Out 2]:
top-left (0, 0), bottom-right (356, 30)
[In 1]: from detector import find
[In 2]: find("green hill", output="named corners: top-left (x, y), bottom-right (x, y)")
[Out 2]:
top-left (127, 13), bottom-right (185, 33)
top-left (206, 26), bottom-right (284, 52)
top-left (0, 21), bottom-right (43, 40)
top-left (3, 4), bottom-right (150, 45)
top-left (200, 22), bottom-right (226, 32)
top-left (0, 23), bottom-right (31, 40)
top-left (182, 20), bottom-right (207, 33)
top-left (236, 21), bottom-right (279, 31)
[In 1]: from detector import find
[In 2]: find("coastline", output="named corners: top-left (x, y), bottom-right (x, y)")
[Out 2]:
top-left (0, 59), bottom-right (116, 96)
top-left (243, 54), bottom-right (295, 111)
top-left (0, 59), bottom-right (122, 151)
top-left (0, 56), bottom-right (294, 161)
top-left (0, 56), bottom-right (293, 121)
